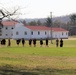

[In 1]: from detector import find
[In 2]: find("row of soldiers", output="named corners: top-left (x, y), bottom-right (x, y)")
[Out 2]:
top-left (16, 38), bottom-right (48, 47)
top-left (0, 39), bottom-right (11, 46)
top-left (0, 38), bottom-right (49, 47)
top-left (0, 38), bottom-right (63, 47)
top-left (56, 38), bottom-right (63, 47)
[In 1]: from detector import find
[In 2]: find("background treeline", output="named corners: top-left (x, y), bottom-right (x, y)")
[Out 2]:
top-left (18, 14), bottom-right (76, 36)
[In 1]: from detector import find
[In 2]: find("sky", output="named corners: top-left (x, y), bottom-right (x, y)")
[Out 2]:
top-left (0, 0), bottom-right (76, 18)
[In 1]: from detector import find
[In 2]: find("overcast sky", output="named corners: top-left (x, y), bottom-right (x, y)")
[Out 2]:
top-left (0, 0), bottom-right (76, 18)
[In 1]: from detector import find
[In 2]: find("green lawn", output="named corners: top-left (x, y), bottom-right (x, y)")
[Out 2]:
top-left (0, 39), bottom-right (76, 75)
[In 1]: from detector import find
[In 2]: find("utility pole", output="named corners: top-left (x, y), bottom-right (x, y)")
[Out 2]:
top-left (50, 12), bottom-right (53, 44)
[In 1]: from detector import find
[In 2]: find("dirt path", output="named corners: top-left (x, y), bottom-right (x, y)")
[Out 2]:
top-left (58, 37), bottom-right (76, 40)
top-left (67, 37), bottom-right (76, 40)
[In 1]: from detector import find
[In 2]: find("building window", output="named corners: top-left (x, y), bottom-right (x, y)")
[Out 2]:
top-left (6, 27), bottom-right (8, 30)
top-left (24, 31), bottom-right (27, 35)
top-left (16, 31), bottom-right (19, 35)
top-left (0, 34), bottom-right (2, 36)
top-left (66, 32), bottom-right (68, 35)
top-left (45, 32), bottom-right (47, 35)
top-left (6, 34), bottom-right (8, 36)
top-left (31, 31), bottom-right (33, 35)
top-left (0, 29), bottom-right (2, 32)
top-left (62, 32), bottom-right (63, 35)
top-left (11, 27), bottom-right (14, 29)
top-left (11, 34), bottom-right (13, 36)
top-left (38, 31), bottom-right (40, 35)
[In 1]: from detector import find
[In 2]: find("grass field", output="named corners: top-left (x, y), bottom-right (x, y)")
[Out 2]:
top-left (0, 39), bottom-right (76, 75)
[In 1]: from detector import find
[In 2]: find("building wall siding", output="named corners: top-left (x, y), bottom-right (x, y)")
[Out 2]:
top-left (1, 23), bottom-right (69, 39)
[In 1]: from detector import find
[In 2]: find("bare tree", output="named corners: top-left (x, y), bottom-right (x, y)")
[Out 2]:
top-left (0, 7), bottom-right (20, 41)
top-left (0, 7), bottom-right (20, 23)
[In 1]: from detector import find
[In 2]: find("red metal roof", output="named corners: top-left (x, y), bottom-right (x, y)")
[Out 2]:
top-left (1, 21), bottom-right (68, 32)
top-left (26, 26), bottom-right (68, 32)
top-left (2, 21), bottom-right (18, 26)
top-left (26, 26), bottom-right (50, 30)
top-left (51, 28), bottom-right (68, 32)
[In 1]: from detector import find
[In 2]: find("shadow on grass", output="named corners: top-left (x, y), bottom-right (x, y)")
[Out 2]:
top-left (0, 65), bottom-right (76, 75)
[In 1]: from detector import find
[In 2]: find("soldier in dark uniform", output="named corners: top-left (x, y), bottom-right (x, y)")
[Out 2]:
top-left (1, 39), bottom-right (3, 45)
top-left (56, 38), bottom-right (59, 47)
top-left (45, 38), bottom-right (48, 46)
top-left (29, 39), bottom-right (32, 47)
top-left (8, 38), bottom-right (11, 46)
top-left (22, 38), bottom-right (25, 47)
top-left (33, 39), bottom-right (36, 47)
top-left (16, 39), bottom-right (21, 46)
top-left (60, 38), bottom-right (63, 47)
top-left (1, 39), bottom-right (6, 45)
top-left (40, 38), bottom-right (43, 47)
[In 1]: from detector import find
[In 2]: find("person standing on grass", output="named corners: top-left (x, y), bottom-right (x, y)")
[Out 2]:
top-left (8, 38), bottom-right (11, 47)
top-left (60, 38), bottom-right (63, 47)
top-left (1, 39), bottom-right (6, 46)
top-left (40, 38), bottom-right (43, 47)
top-left (16, 39), bottom-right (21, 46)
top-left (33, 39), bottom-right (36, 47)
top-left (45, 38), bottom-right (48, 47)
top-left (22, 38), bottom-right (25, 47)
top-left (29, 39), bottom-right (32, 47)
top-left (56, 38), bottom-right (59, 47)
